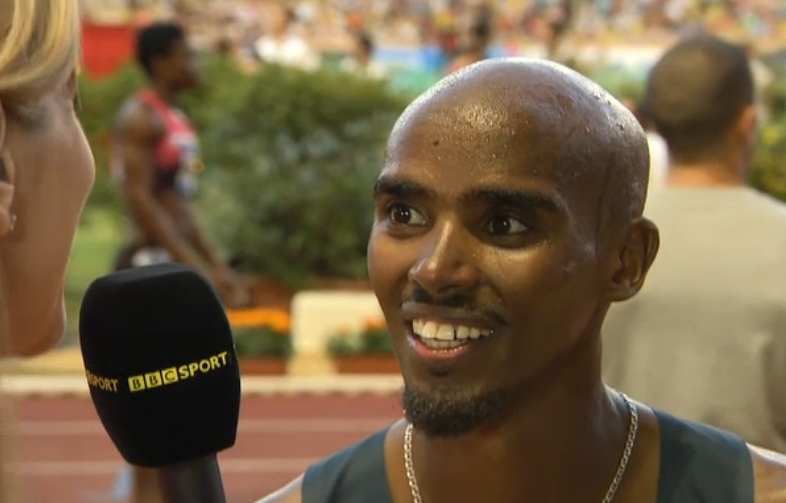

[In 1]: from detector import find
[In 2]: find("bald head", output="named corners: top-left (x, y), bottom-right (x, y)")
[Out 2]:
top-left (386, 58), bottom-right (651, 229)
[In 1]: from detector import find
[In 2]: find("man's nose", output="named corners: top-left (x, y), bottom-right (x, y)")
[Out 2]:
top-left (408, 220), bottom-right (480, 297)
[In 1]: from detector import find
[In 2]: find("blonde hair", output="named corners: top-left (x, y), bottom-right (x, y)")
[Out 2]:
top-left (0, 3), bottom-right (82, 501)
top-left (0, 0), bottom-right (82, 123)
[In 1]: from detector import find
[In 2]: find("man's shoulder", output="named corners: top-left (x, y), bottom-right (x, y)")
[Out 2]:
top-left (748, 444), bottom-right (786, 502)
top-left (253, 425), bottom-right (394, 503)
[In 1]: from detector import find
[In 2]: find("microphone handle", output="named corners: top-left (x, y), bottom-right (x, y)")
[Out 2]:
top-left (157, 454), bottom-right (228, 503)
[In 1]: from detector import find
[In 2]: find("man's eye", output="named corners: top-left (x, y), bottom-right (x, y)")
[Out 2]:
top-left (388, 204), bottom-right (426, 226)
top-left (486, 215), bottom-right (528, 235)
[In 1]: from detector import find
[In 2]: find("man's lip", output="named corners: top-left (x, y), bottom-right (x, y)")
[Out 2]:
top-left (400, 302), bottom-right (503, 329)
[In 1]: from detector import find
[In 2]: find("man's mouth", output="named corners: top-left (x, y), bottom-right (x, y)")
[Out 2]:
top-left (411, 318), bottom-right (493, 349)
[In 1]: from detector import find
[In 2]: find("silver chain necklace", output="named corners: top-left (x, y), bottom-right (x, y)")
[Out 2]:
top-left (404, 392), bottom-right (639, 503)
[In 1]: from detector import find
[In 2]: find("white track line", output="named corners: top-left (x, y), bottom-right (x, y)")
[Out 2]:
top-left (0, 375), bottom-right (403, 396)
top-left (13, 458), bottom-right (314, 476)
top-left (17, 418), bottom-right (396, 436)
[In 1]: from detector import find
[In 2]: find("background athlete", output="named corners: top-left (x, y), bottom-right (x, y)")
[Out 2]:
top-left (111, 21), bottom-right (248, 308)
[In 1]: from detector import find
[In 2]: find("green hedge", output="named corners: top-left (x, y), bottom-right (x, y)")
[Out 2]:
top-left (183, 58), bottom-right (411, 288)
top-left (749, 62), bottom-right (786, 202)
top-left (77, 64), bottom-right (146, 211)
top-left (77, 56), bottom-right (411, 288)
top-left (327, 324), bottom-right (394, 357)
top-left (77, 56), bottom-right (786, 290)
top-left (233, 326), bottom-right (292, 359)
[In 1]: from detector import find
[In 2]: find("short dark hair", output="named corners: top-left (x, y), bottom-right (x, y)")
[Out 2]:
top-left (136, 22), bottom-right (186, 77)
top-left (643, 35), bottom-right (754, 162)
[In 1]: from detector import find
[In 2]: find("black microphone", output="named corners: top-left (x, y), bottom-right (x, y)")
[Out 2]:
top-left (79, 263), bottom-right (241, 503)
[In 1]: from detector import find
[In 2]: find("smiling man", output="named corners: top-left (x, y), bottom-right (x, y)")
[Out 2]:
top-left (258, 58), bottom-right (786, 503)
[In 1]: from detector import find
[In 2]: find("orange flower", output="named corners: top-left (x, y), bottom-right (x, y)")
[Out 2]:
top-left (226, 308), bottom-right (290, 332)
top-left (363, 318), bottom-right (386, 332)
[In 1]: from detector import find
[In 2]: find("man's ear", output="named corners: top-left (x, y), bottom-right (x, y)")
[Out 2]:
top-left (607, 217), bottom-right (660, 302)
top-left (0, 100), bottom-right (17, 238)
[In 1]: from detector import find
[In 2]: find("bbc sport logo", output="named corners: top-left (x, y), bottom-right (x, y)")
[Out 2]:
top-left (127, 351), bottom-right (229, 392)
top-left (84, 351), bottom-right (230, 394)
top-left (128, 367), bottom-right (180, 391)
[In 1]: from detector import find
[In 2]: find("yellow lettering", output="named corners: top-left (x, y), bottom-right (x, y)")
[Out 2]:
top-left (129, 375), bottom-right (146, 392)
top-left (162, 367), bottom-right (179, 385)
top-left (218, 351), bottom-right (228, 366)
top-left (145, 372), bottom-right (163, 388)
top-left (85, 371), bottom-right (121, 393)
top-left (96, 351), bottom-right (231, 394)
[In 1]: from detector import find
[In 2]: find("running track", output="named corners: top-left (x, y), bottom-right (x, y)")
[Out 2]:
top-left (15, 394), bottom-right (402, 503)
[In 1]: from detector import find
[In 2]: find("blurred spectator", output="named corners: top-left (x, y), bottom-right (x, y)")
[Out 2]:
top-left (254, 2), bottom-right (320, 70)
top-left (341, 31), bottom-right (388, 79)
top-left (80, 0), bottom-right (786, 59)
top-left (445, 11), bottom-right (493, 73)
top-left (603, 35), bottom-right (786, 453)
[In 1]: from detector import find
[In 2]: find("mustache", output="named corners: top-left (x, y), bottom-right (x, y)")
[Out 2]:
top-left (402, 287), bottom-right (507, 326)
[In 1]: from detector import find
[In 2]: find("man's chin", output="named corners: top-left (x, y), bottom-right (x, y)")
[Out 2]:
top-left (401, 381), bottom-right (510, 438)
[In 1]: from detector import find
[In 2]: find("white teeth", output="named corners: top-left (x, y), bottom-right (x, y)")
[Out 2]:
top-left (411, 319), bottom-right (493, 342)
top-left (421, 322), bottom-right (438, 339)
top-left (435, 324), bottom-right (454, 340)
top-left (420, 338), bottom-right (465, 349)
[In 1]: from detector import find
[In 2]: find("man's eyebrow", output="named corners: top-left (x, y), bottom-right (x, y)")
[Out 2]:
top-left (373, 176), bottom-right (435, 199)
top-left (460, 187), bottom-right (560, 213)
top-left (372, 177), bottom-right (560, 213)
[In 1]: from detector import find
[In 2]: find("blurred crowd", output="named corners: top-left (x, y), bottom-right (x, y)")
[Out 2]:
top-left (82, 0), bottom-right (786, 56)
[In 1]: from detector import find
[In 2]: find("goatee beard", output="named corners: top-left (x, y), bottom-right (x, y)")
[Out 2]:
top-left (401, 381), bottom-right (510, 438)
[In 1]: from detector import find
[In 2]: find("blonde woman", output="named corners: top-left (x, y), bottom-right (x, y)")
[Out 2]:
top-left (0, 0), bottom-right (95, 499)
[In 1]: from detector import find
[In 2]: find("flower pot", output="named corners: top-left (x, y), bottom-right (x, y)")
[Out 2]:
top-left (333, 355), bottom-right (400, 374)
top-left (239, 358), bottom-right (288, 376)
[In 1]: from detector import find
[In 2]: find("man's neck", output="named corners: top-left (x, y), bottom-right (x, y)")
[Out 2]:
top-left (667, 160), bottom-right (746, 188)
top-left (412, 337), bottom-right (633, 502)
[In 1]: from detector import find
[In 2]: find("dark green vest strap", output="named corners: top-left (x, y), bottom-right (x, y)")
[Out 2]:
top-left (655, 410), bottom-right (754, 503)
top-left (302, 426), bottom-right (393, 503)
top-left (302, 412), bottom-right (755, 503)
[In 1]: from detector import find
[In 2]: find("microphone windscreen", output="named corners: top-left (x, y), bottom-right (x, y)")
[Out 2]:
top-left (79, 263), bottom-right (241, 468)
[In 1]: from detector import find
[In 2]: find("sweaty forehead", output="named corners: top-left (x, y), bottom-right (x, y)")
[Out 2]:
top-left (384, 60), bottom-right (637, 190)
